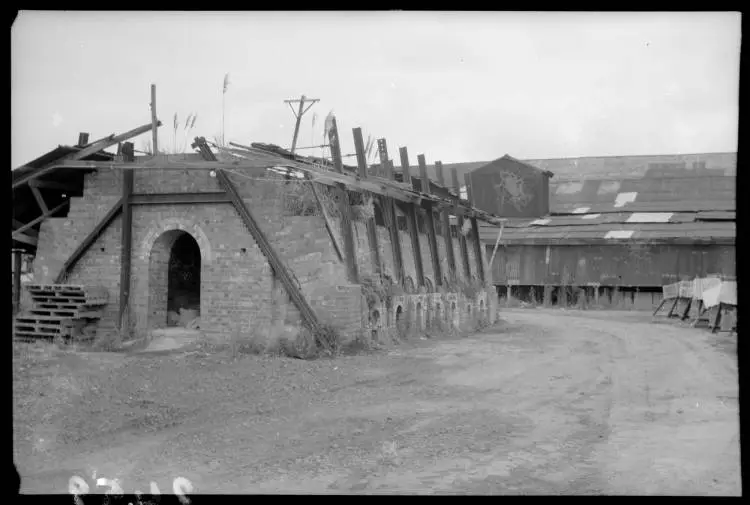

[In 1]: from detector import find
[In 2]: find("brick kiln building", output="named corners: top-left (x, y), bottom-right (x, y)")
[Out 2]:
top-left (12, 121), bottom-right (499, 345)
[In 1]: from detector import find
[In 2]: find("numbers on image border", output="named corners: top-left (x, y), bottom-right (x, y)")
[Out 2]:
top-left (69, 475), bottom-right (193, 505)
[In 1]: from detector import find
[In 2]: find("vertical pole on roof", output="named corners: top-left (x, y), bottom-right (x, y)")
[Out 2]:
top-left (150, 84), bottom-right (159, 155)
top-left (291, 95), bottom-right (307, 154)
top-left (451, 167), bottom-right (471, 280)
top-left (378, 139), bottom-right (405, 286)
top-left (285, 95), bottom-right (320, 154)
top-left (419, 154), bottom-right (442, 287)
top-left (435, 161), bottom-right (457, 281)
top-left (13, 248), bottom-right (22, 315)
top-left (327, 116), bottom-right (359, 283)
top-left (399, 147), bottom-right (425, 287)
top-left (118, 142), bottom-right (135, 330)
top-left (353, 127), bottom-right (382, 276)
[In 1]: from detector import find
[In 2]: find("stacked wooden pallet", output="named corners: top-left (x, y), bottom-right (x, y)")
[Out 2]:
top-left (13, 284), bottom-right (108, 341)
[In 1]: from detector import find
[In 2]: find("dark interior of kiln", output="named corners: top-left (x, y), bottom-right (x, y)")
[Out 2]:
top-left (167, 233), bottom-right (201, 326)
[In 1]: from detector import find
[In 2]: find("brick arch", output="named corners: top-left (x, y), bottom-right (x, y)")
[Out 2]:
top-left (139, 217), bottom-right (213, 263)
top-left (147, 229), bottom-right (205, 330)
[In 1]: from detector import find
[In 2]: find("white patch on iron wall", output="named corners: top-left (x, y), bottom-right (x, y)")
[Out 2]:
top-left (555, 181), bottom-right (584, 195)
top-left (572, 207), bottom-right (590, 214)
top-left (581, 214), bottom-right (601, 219)
top-left (613, 192), bottom-right (638, 208)
top-left (626, 212), bottom-right (673, 223)
top-left (597, 180), bottom-right (621, 194)
top-left (604, 230), bottom-right (635, 239)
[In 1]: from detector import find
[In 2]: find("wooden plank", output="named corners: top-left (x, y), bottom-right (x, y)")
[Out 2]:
top-left (49, 157), bottom-right (422, 203)
top-left (419, 154), bottom-right (442, 286)
top-left (13, 219), bottom-right (28, 232)
top-left (464, 173), bottom-right (485, 283)
top-left (353, 127), bottom-right (382, 276)
top-left (216, 169), bottom-right (321, 334)
top-left (30, 185), bottom-right (49, 214)
top-left (12, 199), bottom-right (69, 238)
top-left (28, 179), bottom-right (79, 192)
top-left (12, 233), bottom-right (38, 246)
top-left (305, 175), bottom-right (344, 263)
top-left (378, 139), bottom-right (405, 285)
top-left (13, 249), bottom-right (22, 315)
top-left (12, 121), bottom-right (163, 189)
top-left (54, 197), bottom-right (125, 284)
top-left (435, 161), bottom-right (457, 280)
top-left (328, 116), bottom-right (359, 283)
top-left (130, 192), bottom-right (232, 205)
top-left (193, 137), bottom-right (322, 334)
top-left (399, 147), bottom-right (425, 287)
top-left (119, 165), bottom-right (134, 328)
top-left (471, 216), bottom-right (485, 283)
top-left (150, 84), bottom-right (159, 154)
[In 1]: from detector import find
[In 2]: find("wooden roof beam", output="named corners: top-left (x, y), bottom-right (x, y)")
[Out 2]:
top-left (12, 121), bottom-right (163, 189)
top-left (12, 199), bottom-right (69, 238)
top-left (28, 179), bottom-right (80, 193)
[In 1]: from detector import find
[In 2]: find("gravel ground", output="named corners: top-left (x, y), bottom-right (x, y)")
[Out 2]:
top-left (13, 309), bottom-right (740, 495)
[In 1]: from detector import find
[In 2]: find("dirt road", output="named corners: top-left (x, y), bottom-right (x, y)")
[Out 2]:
top-left (14, 309), bottom-right (740, 495)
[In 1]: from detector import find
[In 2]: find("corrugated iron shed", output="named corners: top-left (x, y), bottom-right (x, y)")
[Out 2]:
top-left (524, 151), bottom-right (736, 179)
top-left (550, 173), bottom-right (735, 214)
top-left (487, 242), bottom-right (735, 287)
top-left (390, 151), bottom-right (736, 187)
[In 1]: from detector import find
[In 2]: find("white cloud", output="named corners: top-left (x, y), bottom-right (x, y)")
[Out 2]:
top-left (51, 112), bottom-right (63, 128)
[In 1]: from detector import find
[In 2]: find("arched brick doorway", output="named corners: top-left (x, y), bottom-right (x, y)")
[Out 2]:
top-left (148, 229), bottom-right (202, 329)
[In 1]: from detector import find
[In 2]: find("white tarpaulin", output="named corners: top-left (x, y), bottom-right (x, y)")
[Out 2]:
top-left (702, 280), bottom-right (737, 308)
top-left (692, 277), bottom-right (721, 300)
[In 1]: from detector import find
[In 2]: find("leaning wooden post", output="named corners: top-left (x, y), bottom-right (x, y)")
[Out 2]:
top-left (353, 128), bottom-right (382, 276)
top-left (150, 84), bottom-right (159, 155)
top-left (327, 116), bottom-right (359, 283)
top-left (435, 161), bottom-right (457, 281)
top-left (452, 168), bottom-right (472, 280)
top-left (377, 139), bottom-right (405, 286)
top-left (399, 147), bottom-right (425, 288)
top-left (464, 173), bottom-right (485, 284)
top-left (418, 154), bottom-right (442, 287)
top-left (12, 248), bottom-right (22, 315)
top-left (118, 142), bottom-right (135, 329)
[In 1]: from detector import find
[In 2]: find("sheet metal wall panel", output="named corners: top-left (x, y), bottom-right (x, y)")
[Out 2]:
top-left (488, 244), bottom-right (735, 286)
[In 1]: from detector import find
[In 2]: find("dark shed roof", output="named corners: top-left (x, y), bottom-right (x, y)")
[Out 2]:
top-left (12, 145), bottom-right (114, 252)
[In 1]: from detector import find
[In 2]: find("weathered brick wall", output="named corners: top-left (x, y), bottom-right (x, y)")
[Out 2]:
top-left (32, 167), bottom-right (358, 344)
top-left (30, 163), bottom-right (495, 346)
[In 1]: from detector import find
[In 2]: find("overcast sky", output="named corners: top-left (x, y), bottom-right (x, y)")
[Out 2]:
top-left (11, 11), bottom-right (741, 168)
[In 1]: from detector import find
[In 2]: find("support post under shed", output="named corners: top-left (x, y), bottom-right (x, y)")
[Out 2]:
top-left (399, 147), bottom-right (425, 288)
top-left (435, 161), bottom-right (456, 281)
top-left (464, 173), bottom-right (485, 283)
top-left (13, 248), bottom-right (22, 315)
top-left (452, 167), bottom-right (471, 280)
top-left (327, 116), bottom-right (359, 283)
top-left (418, 154), bottom-right (442, 287)
top-left (352, 127), bottom-right (382, 276)
top-left (118, 142), bottom-right (135, 329)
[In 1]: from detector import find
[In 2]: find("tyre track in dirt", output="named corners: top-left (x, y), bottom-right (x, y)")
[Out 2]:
top-left (15, 309), bottom-right (740, 495)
